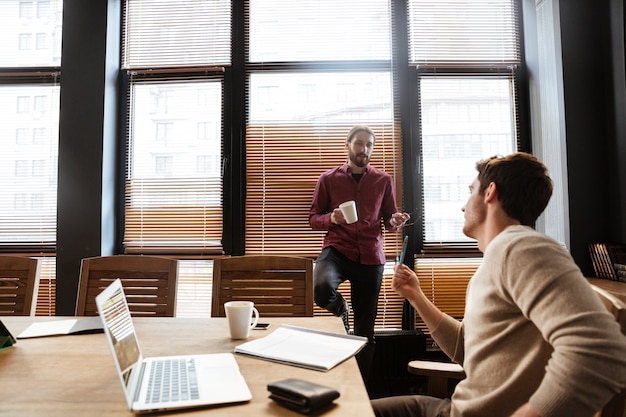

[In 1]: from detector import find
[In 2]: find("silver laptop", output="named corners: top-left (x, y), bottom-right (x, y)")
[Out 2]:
top-left (95, 278), bottom-right (252, 413)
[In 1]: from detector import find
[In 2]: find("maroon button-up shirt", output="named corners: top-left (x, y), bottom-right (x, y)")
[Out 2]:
top-left (309, 162), bottom-right (400, 265)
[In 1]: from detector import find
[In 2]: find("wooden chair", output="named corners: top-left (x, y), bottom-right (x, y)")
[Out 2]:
top-left (407, 359), bottom-right (465, 398)
top-left (76, 255), bottom-right (178, 317)
top-left (0, 256), bottom-right (41, 316)
top-left (407, 284), bottom-right (626, 417)
top-left (211, 255), bottom-right (314, 317)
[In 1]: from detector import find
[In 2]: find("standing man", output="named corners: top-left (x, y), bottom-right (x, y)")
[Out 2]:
top-left (309, 125), bottom-right (409, 376)
top-left (372, 152), bottom-right (626, 417)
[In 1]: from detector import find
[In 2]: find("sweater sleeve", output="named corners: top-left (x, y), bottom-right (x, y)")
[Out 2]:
top-left (501, 235), bottom-right (626, 417)
top-left (430, 313), bottom-right (465, 365)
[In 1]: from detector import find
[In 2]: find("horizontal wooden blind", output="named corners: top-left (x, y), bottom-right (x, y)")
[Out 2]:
top-left (123, 78), bottom-right (224, 255)
top-left (414, 256), bottom-right (482, 346)
top-left (312, 263), bottom-right (404, 329)
top-left (0, 83), bottom-right (59, 252)
top-left (122, 0), bottom-right (231, 69)
top-left (176, 259), bottom-right (213, 317)
top-left (124, 179), bottom-right (223, 254)
top-left (174, 259), bottom-right (403, 328)
top-left (245, 123), bottom-right (404, 258)
top-left (34, 256), bottom-right (55, 316)
top-left (408, 0), bottom-right (519, 67)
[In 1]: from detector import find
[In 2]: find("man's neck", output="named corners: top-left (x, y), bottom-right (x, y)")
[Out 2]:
top-left (347, 161), bottom-right (367, 174)
top-left (477, 207), bottom-right (521, 252)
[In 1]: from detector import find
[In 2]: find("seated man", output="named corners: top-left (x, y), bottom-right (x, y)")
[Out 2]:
top-left (371, 152), bottom-right (626, 417)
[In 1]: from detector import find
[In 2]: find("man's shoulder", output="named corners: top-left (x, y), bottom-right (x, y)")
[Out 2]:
top-left (490, 225), bottom-right (565, 258)
top-left (365, 165), bottom-right (392, 179)
top-left (319, 165), bottom-right (345, 178)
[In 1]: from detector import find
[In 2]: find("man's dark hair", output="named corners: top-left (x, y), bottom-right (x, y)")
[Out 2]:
top-left (476, 152), bottom-right (553, 226)
top-left (347, 125), bottom-right (375, 143)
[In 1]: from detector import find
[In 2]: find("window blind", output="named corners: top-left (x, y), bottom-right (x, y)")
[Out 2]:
top-left (124, 76), bottom-right (224, 254)
top-left (245, 0), bottom-right (404, 258)
top-left (1, 0), bottom-right (63, 315)
top-left (0, 83), bottom-right (59, 252)
top-left (122, 0), bottom-right (231, 69)
top-left (314, 263), bottom-right (405, 330)
top-left (248, 0), bottom-right (391, 62)
top-left (408, 0), bottom-right (521, 252)
top-left (419, 73), bottom-right (518, 250)
top-left (408, 0), bottom-right (519, 67)
top-left (35, 256), bottom-right (56, 316)
top-left (245, 122), bottom-right (404, 258)
top-left (414, 256), bottom-right (481, 346)
top-left (122, 0), bottom-right (231, 255)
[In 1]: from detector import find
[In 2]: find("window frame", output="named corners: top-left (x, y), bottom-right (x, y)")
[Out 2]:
top-left (118, 0), bottom-right (528, 328)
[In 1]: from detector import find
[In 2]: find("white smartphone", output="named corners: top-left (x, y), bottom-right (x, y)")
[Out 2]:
top-left (253, 323), bottom-right (271, 330)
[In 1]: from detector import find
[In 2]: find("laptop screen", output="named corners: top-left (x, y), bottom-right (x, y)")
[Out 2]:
top-left (98, 282), bottom-right (142, 390)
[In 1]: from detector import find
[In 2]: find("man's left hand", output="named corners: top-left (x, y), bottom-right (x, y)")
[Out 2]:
top-left (390, 212), bottom-right (410, 228)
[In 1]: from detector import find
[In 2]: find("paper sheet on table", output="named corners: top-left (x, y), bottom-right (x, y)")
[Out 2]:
top-left (233, 324), bottom-right (367, 372)
top-left (17, 316), bottom-right (104, 339)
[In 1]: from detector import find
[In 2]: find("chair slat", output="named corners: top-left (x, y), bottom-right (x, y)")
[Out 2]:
top-left (76, 255), bottom-right (178, 317)
top-left (0, 256), bottom-right (41, 316)
top-left (212, 255), bottom-right (314, 318)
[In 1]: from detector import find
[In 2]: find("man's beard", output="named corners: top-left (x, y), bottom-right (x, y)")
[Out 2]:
top-left (349, 152), bottom-right (369, 168)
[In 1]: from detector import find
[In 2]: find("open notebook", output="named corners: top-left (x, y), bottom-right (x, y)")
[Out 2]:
top-left (96, 279), bottom-right (252, 413)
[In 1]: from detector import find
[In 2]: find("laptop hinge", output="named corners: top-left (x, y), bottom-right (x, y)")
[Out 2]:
top-left (133, 362), bottom-right (147, 404)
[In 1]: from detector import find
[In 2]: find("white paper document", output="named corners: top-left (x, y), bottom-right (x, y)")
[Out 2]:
top-left (233, 324), bottom-right (368, 372)
top-left (17, 317), bottom-right (104, 339)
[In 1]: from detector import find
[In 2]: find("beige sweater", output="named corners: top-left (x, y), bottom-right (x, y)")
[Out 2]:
top-left (431, 225), bottom-right (626, 417)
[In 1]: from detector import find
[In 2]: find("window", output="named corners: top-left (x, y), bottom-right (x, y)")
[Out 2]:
top-left (408, 0), bottom-right (520, 252)
top-left (121, 0), bottom-right (523, 326)
top-left (406, 0), bottom-right (519, 339)
top-left (419, 76), bottom-right (516, 243)
top-left (122, 0), bottom-right (230, 256)
top-left (1, 85), bottom-right (59, 249)
top-left (245, 1), bottom-right (403, 262)
top-left (246, 0), bottom-right (404, 329)
top-left (0, 0), bottom-right (62, 315)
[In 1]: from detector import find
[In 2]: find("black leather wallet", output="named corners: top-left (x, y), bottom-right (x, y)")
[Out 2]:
top-left (267, 378), bottom-right (340, 414)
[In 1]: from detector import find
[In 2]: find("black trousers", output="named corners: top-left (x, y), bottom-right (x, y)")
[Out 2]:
top-left (313, 246), bottom-right (384, 377)
top-left (371, 395), bottom-right (451, 417)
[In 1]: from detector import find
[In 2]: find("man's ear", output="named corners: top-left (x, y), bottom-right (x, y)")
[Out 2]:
top-left (484, 182), bottom-right (498, 203)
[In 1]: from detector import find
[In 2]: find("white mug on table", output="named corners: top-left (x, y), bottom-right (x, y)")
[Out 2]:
top-left (224, 301), bottom-right (259, 339)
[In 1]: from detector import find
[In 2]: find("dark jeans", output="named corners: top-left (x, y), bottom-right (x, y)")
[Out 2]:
top-left (313, 246), bottom-right (384, 377)
top-left (371, 395), bottom-right (451, 417)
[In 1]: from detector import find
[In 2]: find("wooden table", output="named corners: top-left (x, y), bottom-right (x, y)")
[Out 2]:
top-left (587, 277), bottom-right (626, 303)
top-left (0, 316), bottom-right (374, 416)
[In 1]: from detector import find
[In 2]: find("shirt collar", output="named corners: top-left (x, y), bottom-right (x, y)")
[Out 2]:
top-left (341, 162), bottom-right (369, 175)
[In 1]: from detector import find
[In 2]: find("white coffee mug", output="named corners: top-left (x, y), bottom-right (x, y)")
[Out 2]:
top-left (339, 200), bottom-right (358, 224)
top-left (224, 301), bottom-right (260, 339)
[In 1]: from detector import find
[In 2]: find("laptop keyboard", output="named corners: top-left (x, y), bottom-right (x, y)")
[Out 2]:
top-left (145, 358), bottom-right (200, 403)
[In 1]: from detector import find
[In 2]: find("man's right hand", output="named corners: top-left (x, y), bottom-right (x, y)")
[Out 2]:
top-left (393, 264), bottom-right (444, 332)
top-left (392, 264), bottom-right (421, 300)
top-left (330, 208), bottom-right (346, 224)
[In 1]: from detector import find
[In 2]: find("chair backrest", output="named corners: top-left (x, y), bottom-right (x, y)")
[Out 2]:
top-left (211, 255), bottom-right (314, 317)
top-left (590, 284), bottom-right (626, 417)
top-left (76, 255), bottom-right (178, 317)
top-left (0, 256), bottom-right (41, 316)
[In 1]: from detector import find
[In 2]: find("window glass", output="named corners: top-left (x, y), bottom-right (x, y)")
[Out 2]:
top-left (125, 80), bottom-right (223, 253)
top-left (249, 0), bottom-right (391, 62)
top-left (420, 75), bottom-right (516, 242)
top-left (408, 0), bottom-right (518, 66)
top-left (122, 0), bottom-right (231, 68)
top-left (0, 0), bottom-right (63, 66)
top-left (0, 84), bottom-right (59, 247)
